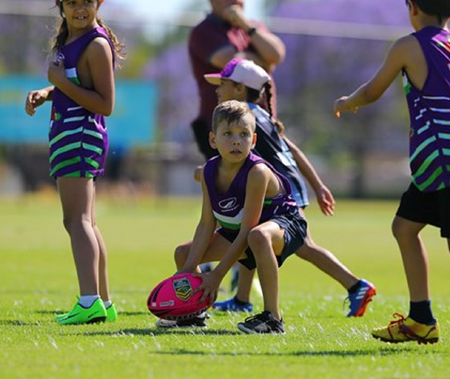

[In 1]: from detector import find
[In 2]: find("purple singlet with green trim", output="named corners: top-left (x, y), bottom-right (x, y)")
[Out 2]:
top-left (49, 27), bottom-right (113, 178)
top-left (203, 152), bottom-right (299, 231)
top-left (403, 26), bottom-right (450, 192)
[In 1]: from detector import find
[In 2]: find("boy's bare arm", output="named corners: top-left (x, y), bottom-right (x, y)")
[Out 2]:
top-left (181, 175), bottom-right (217, 272)
top-left (334, 35), bottom-right (414, 118)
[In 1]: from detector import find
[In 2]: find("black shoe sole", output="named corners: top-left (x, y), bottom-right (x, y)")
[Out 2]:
top-left (237, 323), bottom-right (285, 335)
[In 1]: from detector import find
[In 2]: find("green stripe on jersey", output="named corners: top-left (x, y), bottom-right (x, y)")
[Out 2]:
top-left (217, 220), bottom-right (240, 230)
top-left (65, 68), bottom-right (81, 85)
top-left (85, 157), bottom-right (100, 169)
top-left (402, 74), bottom-right (411, 95)
top-left (49, 126), bottom-right (83, 147)
top-left (82, 142), bottom-right (103, 155)
top-left (83, 129), bottom-right (103, 140)
top-left (49, 142), bottom-right (82, 163)
top-left (414, 166), bottom-right (443, 191)
top-left (50, 157), bottom-right (82, 176)
top-left (214, 210), bottom-right (242, 230)
top-left (413, 151), bottom-right (439, 178)
top-left (410, 136), bottom-right (436, 164)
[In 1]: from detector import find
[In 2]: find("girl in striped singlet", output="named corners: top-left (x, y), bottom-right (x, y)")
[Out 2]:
top-left (25, 0), bottom-right (124, 325)
top-left (334, 0), bottom-right (450, 344)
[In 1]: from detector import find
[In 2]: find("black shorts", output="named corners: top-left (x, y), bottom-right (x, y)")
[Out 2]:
top-left (217, 211), bottom-right (307, 270)
top-left (190, 118), bottom-right (217, 160)
top-left (396, 183), bottom-right (450, 238)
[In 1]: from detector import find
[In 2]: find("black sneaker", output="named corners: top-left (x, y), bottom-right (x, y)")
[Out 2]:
top-left (156, 312), bottom-right (209, 328)
top-left (237, 311), bottom-right (285, 334)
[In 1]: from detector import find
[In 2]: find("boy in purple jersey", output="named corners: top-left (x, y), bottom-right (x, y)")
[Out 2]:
top-left (206, 59), bottom-right (376, 318)
top-left (25, 0), bottom-right (124, 325)
top-left (334, 0), bottom-right (450, 344)
top-left (165, 100), bottom-right (307, 334)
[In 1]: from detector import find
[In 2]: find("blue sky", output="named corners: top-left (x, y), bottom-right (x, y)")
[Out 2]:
top-left (112, 0), bottom-right (264, 22)
top-left (110, 0), bottom-right (265, 41)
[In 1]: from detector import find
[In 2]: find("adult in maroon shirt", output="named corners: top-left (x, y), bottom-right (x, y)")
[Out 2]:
top-left (188, 0), bottom-right (285, 159)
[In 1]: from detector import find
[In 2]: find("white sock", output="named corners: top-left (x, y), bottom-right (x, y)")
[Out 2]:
top-left (103, 300), bottom-right (112, 309)
top-left (79, 295), bottom-right (100, 308)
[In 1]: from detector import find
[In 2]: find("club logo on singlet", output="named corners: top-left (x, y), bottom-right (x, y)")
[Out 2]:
top-left (219, 197), bottom-right (238, 212)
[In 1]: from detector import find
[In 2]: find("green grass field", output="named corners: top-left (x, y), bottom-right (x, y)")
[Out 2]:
top-left (1, 194), bottom-right (450, 379)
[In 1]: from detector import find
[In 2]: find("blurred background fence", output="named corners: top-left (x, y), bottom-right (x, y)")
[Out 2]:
top-left (0, 0), bottom-right (415, 198)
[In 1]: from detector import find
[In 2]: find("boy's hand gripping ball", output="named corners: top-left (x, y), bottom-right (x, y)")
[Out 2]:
top-left (147, 273), bottom-right (212, 320)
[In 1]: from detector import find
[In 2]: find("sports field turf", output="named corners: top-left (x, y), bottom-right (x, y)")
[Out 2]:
top-left (1, 195), bottom-right (449, 378)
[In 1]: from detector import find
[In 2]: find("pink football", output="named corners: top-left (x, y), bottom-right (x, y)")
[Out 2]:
top-left (147, 273), bottom-right (211, 320)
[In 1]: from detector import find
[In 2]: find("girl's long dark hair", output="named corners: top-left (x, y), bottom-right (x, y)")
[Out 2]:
top-left (245, 81), bottom-right (286, 136)
top-left (51, 1), bottom-right (125, 66)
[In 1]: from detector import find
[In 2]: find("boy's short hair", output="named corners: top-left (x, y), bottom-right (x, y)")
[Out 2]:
top-left (212, 100), bottom-right (256, 133)
top-left (414, 0), bottom-right (450, 20)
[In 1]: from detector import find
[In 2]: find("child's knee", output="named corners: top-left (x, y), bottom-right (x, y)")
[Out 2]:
top-left (174, 244), bottom-right (189, 267)
top-left (391, 217), bottom-right (410, 240)
top-left (247, 227), bottom-right (271, 251)
top-left (62, 216), bottom-right (88, 234)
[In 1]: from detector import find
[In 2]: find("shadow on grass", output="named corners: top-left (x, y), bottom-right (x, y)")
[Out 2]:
top-left (35, 310), bottom-right (64, 316)
top-left (114, 311), bottom-right (149, 316)
top-left (0, 320), bottom-right (35, 326)
top-left (36, 310), bottom-right (149, 316)
top-left (149, 346), bottom-right (419, 357)
top-left (80, 327), bottom-right (241, 337)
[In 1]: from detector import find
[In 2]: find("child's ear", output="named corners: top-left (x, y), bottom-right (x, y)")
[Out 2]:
top-left (236, 83), bottom-right (247, 99)
top-left (209, 131), bottom-right (217, 149)
top-left (251, 132), bottom-right (257, 149)
top-left (410, 0), bottom-right (419, 15)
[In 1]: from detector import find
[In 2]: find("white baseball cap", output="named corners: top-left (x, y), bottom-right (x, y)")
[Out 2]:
top-left (204, 58), bottom-right (270, 91)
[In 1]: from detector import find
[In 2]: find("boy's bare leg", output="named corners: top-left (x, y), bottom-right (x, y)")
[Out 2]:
top-left (248, 222), bottom-right (285, 321)
top-left (235, 265), bottom-right (254, 302)
top-left (295, 237), bottom-right (358, 290)
top-left (392, 216), bottom-right (429, 301)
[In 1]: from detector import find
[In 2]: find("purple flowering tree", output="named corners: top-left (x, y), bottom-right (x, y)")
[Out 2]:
top-left (271, 0), bottom-right (411, 196)
top-left (144, 0), bottom-right (412, 196)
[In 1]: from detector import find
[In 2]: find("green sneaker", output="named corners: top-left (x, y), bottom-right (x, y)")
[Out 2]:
top-left (56, 301), bottom-right (117, 322)
top-left (106, 303), bottom-right (118, 322)
top-left (57, 298), bottom-right (107, 325)
top-left (55, 295), bottom-right (81, 321)
top-left (55, 312), bottom-right (67, 321)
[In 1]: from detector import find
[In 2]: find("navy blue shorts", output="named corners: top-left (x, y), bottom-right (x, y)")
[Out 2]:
top-left (217, 211), bottom-right (307, 270)
top-left (396, 183), bottom-right (450, 238)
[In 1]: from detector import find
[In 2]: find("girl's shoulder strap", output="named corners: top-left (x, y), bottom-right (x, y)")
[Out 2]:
top-left (93, 27), bottom-right (115, 66)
